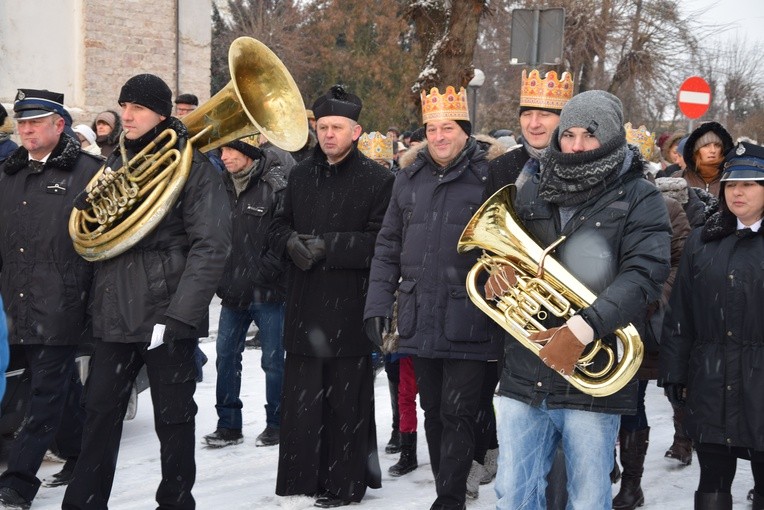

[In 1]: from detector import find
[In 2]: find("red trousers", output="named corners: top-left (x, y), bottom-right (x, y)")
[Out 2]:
top-left (398, 356), bottom-right (419, 433)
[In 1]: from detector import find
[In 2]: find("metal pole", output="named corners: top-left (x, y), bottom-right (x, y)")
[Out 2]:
top-left (530, 8), bottom-right (540, 66)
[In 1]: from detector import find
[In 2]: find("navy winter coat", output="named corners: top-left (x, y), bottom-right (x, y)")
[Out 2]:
top-left (0, 134), bottom-right (101, 345)
top-left (365, 138), bottom-right (502, 361)
top-left (661, 210), bottom-right (764, 450)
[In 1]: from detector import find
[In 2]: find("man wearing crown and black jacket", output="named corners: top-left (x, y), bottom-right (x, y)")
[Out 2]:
top-left (62, 74), bottom-right (231, 510)
top-left (0, 89), bottom-right (101, 510)
top-left (268, 85), bottom-right (392, 508)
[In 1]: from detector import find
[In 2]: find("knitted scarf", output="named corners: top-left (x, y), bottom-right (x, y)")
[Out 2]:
top-left (538, 135), bottom-right (627, 207)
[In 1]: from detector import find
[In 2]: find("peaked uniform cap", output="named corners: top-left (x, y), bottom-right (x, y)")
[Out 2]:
top-left (13, 89), bottom-right (66, 120)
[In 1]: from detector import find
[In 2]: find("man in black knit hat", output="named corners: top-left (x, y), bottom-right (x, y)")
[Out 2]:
top-left (62, 73), bottom-right (231, 510)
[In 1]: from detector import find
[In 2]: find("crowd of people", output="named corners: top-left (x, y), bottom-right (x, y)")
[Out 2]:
top-left (0, 64), bottom-right (761, 510)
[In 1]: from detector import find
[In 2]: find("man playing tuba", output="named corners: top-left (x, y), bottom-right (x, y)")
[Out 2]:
top-left (63, 73), bottom-right (231, 510)
top-left (488, 91), bottom-right (672, 509)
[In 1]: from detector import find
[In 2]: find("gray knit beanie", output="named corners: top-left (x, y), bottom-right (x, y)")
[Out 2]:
top-left (557, 90), bottom-right (625, 146)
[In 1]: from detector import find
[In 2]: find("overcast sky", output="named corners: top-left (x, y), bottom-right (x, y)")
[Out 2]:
top-left (682, 0), bottom-right (764, 46)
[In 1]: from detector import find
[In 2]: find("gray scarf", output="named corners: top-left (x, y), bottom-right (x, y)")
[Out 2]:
top-left (231, 161), bottom-right (257, 196)
top-left (538, 135), bottom-right (627, 207)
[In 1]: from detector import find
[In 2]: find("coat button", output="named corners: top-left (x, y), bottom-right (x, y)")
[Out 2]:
top-left (728, 331), bottom-right (733, 336)
top-left (19, 292), bottom-right (24, 298)
top-left (536, 381), bottom-right (543, 387)
top-left (22, 201), bottom-right (27, 206)
top-left (19, 248), bottom-right (24, 253)
top-left (727, 385), bottom-right (732, 390)
top-left (595, 221), bottom-right (601, 227)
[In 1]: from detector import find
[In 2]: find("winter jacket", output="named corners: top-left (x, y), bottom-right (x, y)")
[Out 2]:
top-left (364, 137), bottom-right (503, 361)
top-left (90, 120), bottom-right (231, 342)
top-left (0, 134), bottom-right (101, 345)
top-left (499, 149), bottom-right (672, 414)
top-left (660, 210), bottom-right (764, 450)
top-left (0, 137), bottom-right (17, 164)
top-left (267, 145), bottom-right (394, 358)
top-left (217, 147), bottom-right (294, 308)
top-left (486, 143), bottom-right (530, 197)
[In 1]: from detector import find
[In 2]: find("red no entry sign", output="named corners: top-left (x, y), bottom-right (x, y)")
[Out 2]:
top-left (678, 76), bottom-right (711, 119)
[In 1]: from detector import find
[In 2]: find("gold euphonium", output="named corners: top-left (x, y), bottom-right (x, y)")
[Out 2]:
top-left (69, 37), bottom-right (308, 262)
top-left (457, 185), bottom-right (643, 397)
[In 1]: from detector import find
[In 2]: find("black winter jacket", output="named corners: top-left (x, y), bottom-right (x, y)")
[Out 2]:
top-left (217, 147), bottom-right (293, 308)
top-left (90, 122), bottom-right (231, 342)
top-left (267, 145), bottom-right (394, 358)
top-left (499, 149), bottom-right (672, 414)
top-left (660, 210), bottom-right (764, 450)
top-left (0, 134), bottom-right (101, 345)
top-left (364, 137), bottom-right (502, 361)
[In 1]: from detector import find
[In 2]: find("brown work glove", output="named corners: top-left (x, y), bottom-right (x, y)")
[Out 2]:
top-left (484, 265), bottom-right (517, 300)
top-left (528, 326), bottom-right (586, 376)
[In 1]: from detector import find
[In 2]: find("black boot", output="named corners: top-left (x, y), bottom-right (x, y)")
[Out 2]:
top-left (385, 380), bottom-right (401, 454)
top-left (753, 492), bottom-right (764, 510)
top-left (694, 492), bottom-right (732, 510)
top-left (665, 404), bottom-right (692, 465)
top-left (389, 432), bottom-right (418, 477)
top-left (613, 427), bottom-right (649, 510)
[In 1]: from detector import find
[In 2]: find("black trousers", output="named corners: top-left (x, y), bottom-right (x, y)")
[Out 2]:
top-left (62, 339), bottom-right (198, 510)
top-left (0, 344), bottom-right (82, 501)
top-left (696, 442), bottom-right (764, 495)
top-left (413, 357), bottom-right (487, 510)
top-left (276, 353), bottom-right (381, 503)
top-left (473, 360), bottom-right (499, 463)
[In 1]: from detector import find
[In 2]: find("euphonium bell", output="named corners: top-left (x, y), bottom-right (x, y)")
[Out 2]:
top-left (69, 37), bottom-right (308, 262)
top-left (457, 185), bottom-right (643, 397)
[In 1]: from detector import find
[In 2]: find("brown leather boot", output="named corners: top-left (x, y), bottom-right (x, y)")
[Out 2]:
top-left (665, 403), bottom-right (692, 465)
top-left (612, 427), bottom-right (649, 510)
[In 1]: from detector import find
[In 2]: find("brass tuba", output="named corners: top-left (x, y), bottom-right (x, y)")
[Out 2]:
top-left (457, 185), bottom-right (643, 397)
top-left (69, 37), bottom-right (308, 262)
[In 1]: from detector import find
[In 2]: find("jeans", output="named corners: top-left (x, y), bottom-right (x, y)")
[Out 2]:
top-left (215, 302), bottom-right (285, 429)
top-left (495, 396), bottom-right (619, 510)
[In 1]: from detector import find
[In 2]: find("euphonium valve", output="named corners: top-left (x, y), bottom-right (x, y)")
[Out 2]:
top-left (457, 185), bottom-right (643, 397)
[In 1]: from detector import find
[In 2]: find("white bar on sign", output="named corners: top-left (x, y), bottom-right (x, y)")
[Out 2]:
top-left (679, 91), bottom-right (711, 105)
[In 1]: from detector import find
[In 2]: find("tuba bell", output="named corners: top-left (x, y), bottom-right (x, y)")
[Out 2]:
top-left (69, 37), bottom-right (308, 262)
top-left (457, 185), bottom-right (643, 397)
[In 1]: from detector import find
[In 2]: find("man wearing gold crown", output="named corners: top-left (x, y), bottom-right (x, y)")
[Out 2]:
top-left (486, 69), bottom-right (573, 197)
top-left (268, 85), bottom-right (392, 508)
top-left (364, 85), bottom-right (502, 510)
top-left (488, 90), bottom-right (671, 510)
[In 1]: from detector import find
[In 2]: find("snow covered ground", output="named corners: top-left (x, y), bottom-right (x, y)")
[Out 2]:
top-left (16, 298), bottom-right (754, 509)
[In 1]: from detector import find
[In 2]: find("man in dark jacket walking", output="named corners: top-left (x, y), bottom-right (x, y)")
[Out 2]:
top-left (269, 85), bottom-right (392, 508)
top-left (0, 89), bottom-right (101, 509)
top-left (364, 85), bottom-right (502, 510)
top-left (62, 74), bottom-right (231, 510)
top-left (203, 136), bottom-right (293, 449)
top-left (487, 90), bottom-right (671, 509)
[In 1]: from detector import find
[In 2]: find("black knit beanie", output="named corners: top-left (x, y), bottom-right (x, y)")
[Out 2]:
top-left (224, 140), bottom-right (263, 161)
top-left (118, 74), bottom-right (173, 118)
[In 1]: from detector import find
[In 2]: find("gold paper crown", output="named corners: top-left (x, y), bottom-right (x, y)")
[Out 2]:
top-left (420, 86), bottom-right (469, 123)
top-left (625, 122), bottom-right (656, 161)
top-left (519, 70), bottom-right (574, 111)
top-left (358, 132), bottom-right (393, 161)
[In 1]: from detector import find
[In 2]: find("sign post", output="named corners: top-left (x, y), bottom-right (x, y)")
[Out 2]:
top-left (677, 76), bottom-right (711, 132)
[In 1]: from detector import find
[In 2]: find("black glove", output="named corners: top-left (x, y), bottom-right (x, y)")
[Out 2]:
top-left (300, 234), bottom-right (326, 262)
top-left (286, 232), bottom-right (314, 271)
top-left (162, 317), bottom-right (189, 343)
top-left (364, 317), bottom-right (391, 348)
top-left (664, 383), bottom-right (687, 408)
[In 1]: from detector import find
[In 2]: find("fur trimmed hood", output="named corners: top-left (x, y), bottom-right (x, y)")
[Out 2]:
top-left (3, 133), bottom-right (83, 175)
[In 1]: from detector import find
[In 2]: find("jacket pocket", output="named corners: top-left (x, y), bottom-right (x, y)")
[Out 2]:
top-left (396, 280), bottom-right (417, 339)
top-left (444, 284), bottom-right (487, 342)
